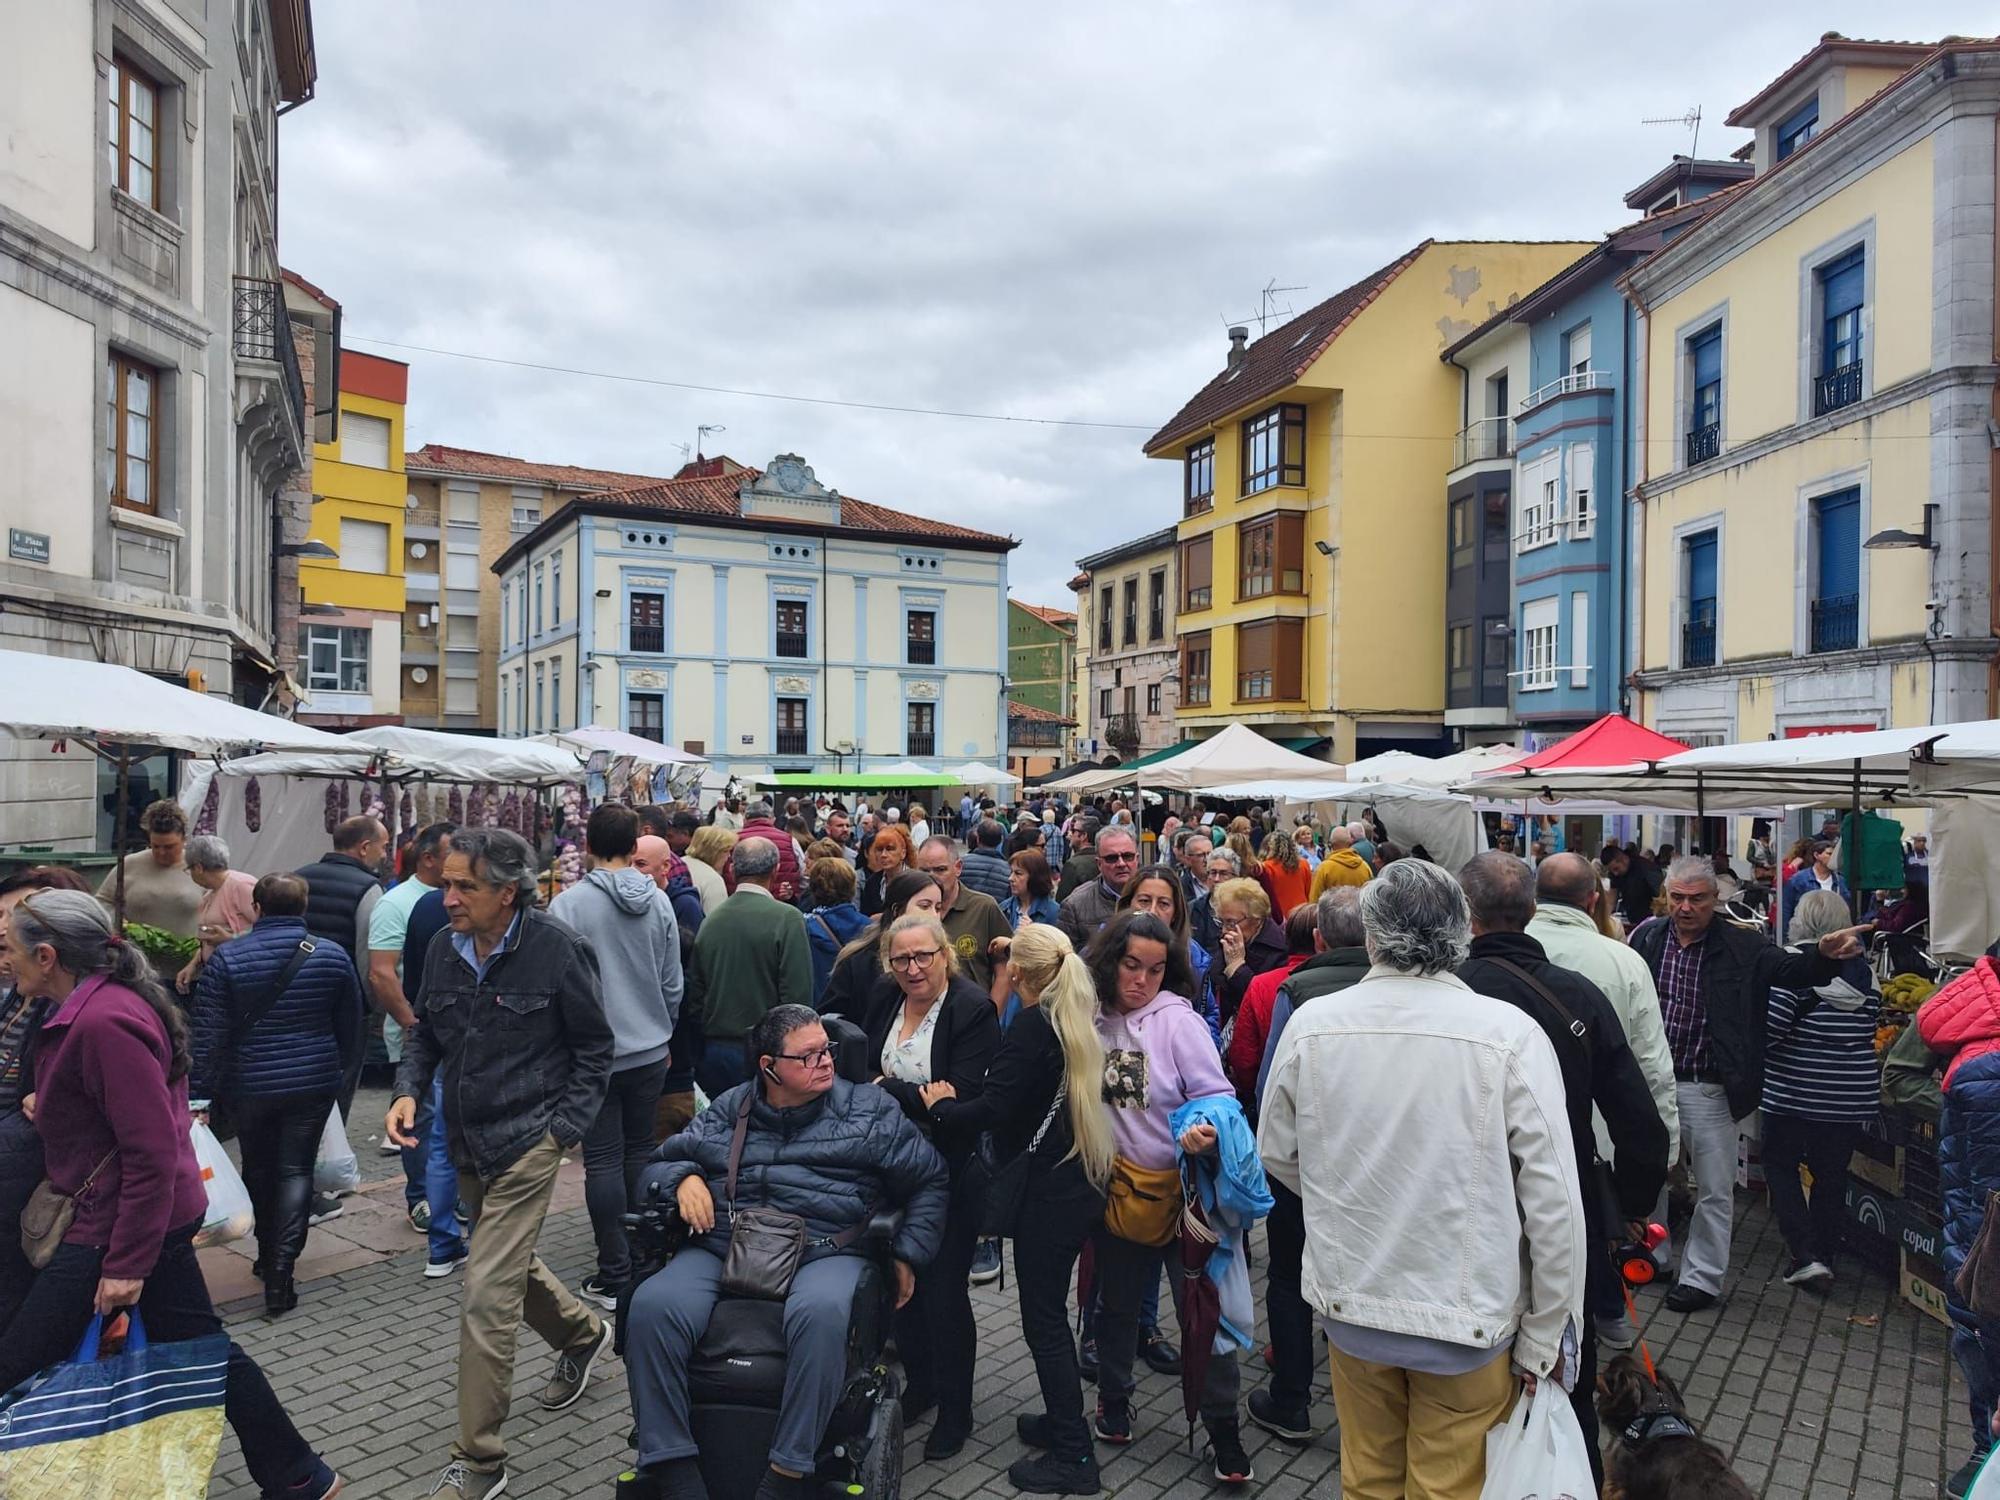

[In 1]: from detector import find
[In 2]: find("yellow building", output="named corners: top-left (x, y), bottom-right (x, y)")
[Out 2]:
top-left (297, 349), bottom-right (410, 726)
top-left (1146, 239), bottom-right (1593, 762)
top-left (1627, 35), bottom-right (1998, 746)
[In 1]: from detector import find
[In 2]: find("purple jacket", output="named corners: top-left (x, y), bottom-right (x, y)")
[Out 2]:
top-left (33, 976), bottom-right (206, 1278)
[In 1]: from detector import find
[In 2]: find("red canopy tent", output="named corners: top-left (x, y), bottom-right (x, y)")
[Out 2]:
top-left (1489, 713), bottom-right (1690, 775)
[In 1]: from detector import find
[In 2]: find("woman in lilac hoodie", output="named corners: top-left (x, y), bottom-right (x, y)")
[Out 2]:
top-left (1084, 910), bottom-right (1253, 1486)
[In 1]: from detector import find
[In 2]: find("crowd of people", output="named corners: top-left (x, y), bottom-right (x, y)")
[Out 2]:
top-left (0, 781), bottom-right (1977, 1498)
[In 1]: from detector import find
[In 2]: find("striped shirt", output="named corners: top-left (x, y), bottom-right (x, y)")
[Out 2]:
top-left (1655, 927), bottom-right (1712, 1078)
top-left (1763, 977), bottom-right (1881, 1123)
top-left (0, 988), bottom-right (40, 1113)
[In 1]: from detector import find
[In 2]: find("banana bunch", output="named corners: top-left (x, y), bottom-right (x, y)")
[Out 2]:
top-left (1881, 974), bottom-right (1936, 1014)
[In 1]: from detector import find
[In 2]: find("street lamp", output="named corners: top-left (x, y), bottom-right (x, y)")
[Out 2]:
top-left (277, 538), bottom-right (338, 561)
top-left (1863, 503), bottom-right (1939, 552)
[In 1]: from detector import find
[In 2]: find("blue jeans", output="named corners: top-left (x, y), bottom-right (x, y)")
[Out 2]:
top-left (1952, 1318), bottom-right (2000, 1458)
top-left (421, 1076), bottom-right (465, 1261)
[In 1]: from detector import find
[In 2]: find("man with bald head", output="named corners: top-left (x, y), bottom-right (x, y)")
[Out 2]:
top-left (631, 833), bottom-right (705, 1142)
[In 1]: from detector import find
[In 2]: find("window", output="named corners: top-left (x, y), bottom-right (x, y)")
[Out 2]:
top-left (1519, 458), bottom-right (1560, 551)
top-left (107, 58), bottom-right (160, 207)
top-left (446, 613), bottom-right (478, 650)
top-left (629, 591), bottom-right (665, 652)
top-left (1148, 570), bottom-right (1166, 640)
top-left (445, 677), bottom-right (478, 714)
top-left (629, 693), bottom-right (664, 742)
top-left (1816, 248), bottom-right (1865, 415)
top-left (1181, 632), bottom-right (1212, 706)
top-left (105, 353), bottom-right (156, 511)
top-left (1481, 615), bottom-right (1508, 697)
top-left (1482, 495), bottom-right (1509, 569)
top-left (775, 599), bottom-right (808, 658)
top-left (776, 697), bottom-right (809, 755)
top-left (339, 518), bottom-right (389, 574)
top-left (515, 667), bottom-right (525, 733)
top-left (1449, 498), bottom-right (1472, 573)
top-left (1448, 623), bottom-right (1472, 698)
top-left (534, 664), bottom-right (545, 733)
top-left (342, 413), bottom-right (391, 469)
top-left (1776, 96), bottom-right (1819, 160)
top-left (1185, 439), bottom-right (1215, 515)
top-left (510, 489), bottom-right (542, 533)
top-left (1147, 682), bottom-right (1161, 715)
top-left (1235, 619), bottom-right (1303, 702)
top-left (446, 549), bottom-right (480, 589)
top-left (906, 701), bottom-right (936, 757)
top-left (552, 553), bottom-right (561, 624)
top-left (447, 485), bottom-right (480, 524)
top-left (1486, 372), bottom-right (1509, 419)
top-left (550, 659), bottom-right (562, 730)
top-left (534, 566), bottom-right (545, 633)
top-left (1810, 489), bottom-right (1861, 653)
top-left (500, 583), bottom-right (511, 648)
top-left (1564, 323), bottom-right (1592, 377)
top-left (1241, 403), bottom-right (1305, 494)
top-left (1179, 534), bottom-right (1212, 611)
top-left (499, 675), bottom-right (508, 726)
top-left (1570, 592), bottom-right (1590, 687)
top-left (1099, 687), bottom-right (1112, 719)
top-left (1237, 512), bottom-right (1305, 599)
top-left (1121, 578), bottom-right (1138, 646)
top-left (1097, 586), bottom-right (1113, 650)
top-left (1568, 445), bottom-right (1594, 539)
top-left (906, 608), bottom-right (936, 665)
top-left (1686, 325), bottom-right (1721, 464)
top-left (1520, 597), bottom-right (1558, 691)
top-left (1683, 530), bottom-right (1719, 667)
top-left (302, 625), bottom-right (369, 693)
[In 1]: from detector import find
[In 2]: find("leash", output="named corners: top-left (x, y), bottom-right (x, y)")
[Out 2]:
top-left (1622, 1281), bottom-right (1659, 1383)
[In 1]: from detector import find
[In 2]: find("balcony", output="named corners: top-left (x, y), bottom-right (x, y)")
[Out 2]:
top-left (907, 732), bottom-right (935, 756)
top-left (232, 276), bottom-right (306, 440)
top-left (1686, 423), bottom-right (1720, 465)
top-left (1683, 608), bottom-right (1718, 668)
top-left (776, 629), bottom-right (808, 658)
top-left (629, 623), bottom-right (665, 653)
top-left (1451, 417), bottom-right (1512, 473)
top-left (1185, 493), bottom-right (1213, 518)
top-left (1814, 361), bottom-right (1863, 417)
top-left (1009, 719), bottom-right (1065, 748)
top-left (1105, 712), bottom-right (1140, 752)
top-left (1519, 369), bottom-right (1613, 414)
top-left (775, 728), bottom-right (809, 756)
top-left (907, 638), bottom-right (936, 665)
top-left (1810, 593), bottom-right (1859, 653)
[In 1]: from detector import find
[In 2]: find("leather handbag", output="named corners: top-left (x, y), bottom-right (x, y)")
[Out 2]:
top-left (715, 1091), bottom-right (870, 1299)
top-left (966, 1084), bottom-right (1065, 1238)
top-left (22, 1148), bottom-right (117, 1270)
top-left (1103, 1155), bottom-right (1183, 1247)
top-left (1958, 1188), bottom-right (2000, 1319)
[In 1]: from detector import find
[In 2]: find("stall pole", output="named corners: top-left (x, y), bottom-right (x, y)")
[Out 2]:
top-left (111, 744), bottom-right (131, 928)
top-left (1850, 760), bottom-right (1864, 922)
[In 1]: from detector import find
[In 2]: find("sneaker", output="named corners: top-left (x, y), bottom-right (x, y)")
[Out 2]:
top-left (423, 1461), bottom-right (508, 1497)
top-left (579, 1275), bottom-right (622, 1311)
top-left (379, 1138), bottom-right (403, 1155)
top-left (970, 1238), bottom-right (1003, 1285)
top-left (424, 1248), bottom-right (468, 1279)
top-left (1247, 1387), bottom-right (1312, 1444)
top-left (540, 1319), bottom-right (610, 1411)
top-left (307, 1194), bottom-right (344, 1228)
top-left (1206, 1420), bottom-right (1254, 1485)
top-left (409, 1201), bottom-right (432, 1234)
top-left (1008, 1450), bottom-right (1102, 1495)
top-left (1092, 1398), bottom-right (1131, 1446)
top-left (1949, 1454), bottom-right (1989, 1500)
top-left (1783, 1258), bottom-right (1834, 1289)
top-left (1597, 1312), bottom-right (1640, 1351)
top-left (1078, 1337), bottom-right (1098, 1383)
top-left (1141, 1326), bottom-right (1181, 1375)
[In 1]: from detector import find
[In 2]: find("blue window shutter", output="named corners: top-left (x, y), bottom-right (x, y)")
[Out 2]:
top-left (1816, 491), bottom-right (1860, 599)
top-left (1691, 327), bottom-right (1721, 387)
top-left (1687, 532), bottom-right (1717, 602)
top-left (1822, 250), bottom-right (1864, 319)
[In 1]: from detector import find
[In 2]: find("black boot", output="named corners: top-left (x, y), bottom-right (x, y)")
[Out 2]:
top-left (1009, 1450), bottom-right (1102, 1495)
top-left (264, 1273), bottom-right (298, 1317)
top-left (638, 1456), bottom-right (706, 1500)
top-left (925, 1407), bottom-right (972, 1462)
top-left (752, 1470), bottom-right (812, 1500)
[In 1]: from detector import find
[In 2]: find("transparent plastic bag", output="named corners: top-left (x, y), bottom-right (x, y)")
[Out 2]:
top-left (189, 1120), bottom-right (253, 1249)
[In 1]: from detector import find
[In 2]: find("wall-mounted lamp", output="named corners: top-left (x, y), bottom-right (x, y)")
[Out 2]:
top-left (1313, 540), bottom-right (1336, 557)
top-left (1864, 503), bottom-right (1939, 552)
top-left (595, 588), bottom-right (613, 598)
top-left (278, 539), bottom-right (338, 560)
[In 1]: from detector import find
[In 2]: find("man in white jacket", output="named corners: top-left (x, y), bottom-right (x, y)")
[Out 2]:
top-left (1259, 859), bottom-right (1585, 1500)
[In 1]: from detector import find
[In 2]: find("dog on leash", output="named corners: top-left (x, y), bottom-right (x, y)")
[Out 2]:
top-left (1597, 1353), bottom-right (1754, 1500)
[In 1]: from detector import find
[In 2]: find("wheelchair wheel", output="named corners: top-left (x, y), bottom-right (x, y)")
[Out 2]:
top-left (852, 1392), bottom-right (902, 1500)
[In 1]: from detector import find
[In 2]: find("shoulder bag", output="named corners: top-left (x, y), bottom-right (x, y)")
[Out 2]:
top-left (1958, 1189), bottom-right (2000, 1319)
top-left (965, 1083), bottom-right (1066, 1238)
top-left (1104, 1156), bottom-right (1183, 1247)
top-left (716, 1090), bottom-right (872, 1299)
top-left (22, 1147), bottom-right (117, 1269)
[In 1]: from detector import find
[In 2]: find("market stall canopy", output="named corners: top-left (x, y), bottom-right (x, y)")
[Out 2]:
top-left (1138, 722), bottom-right (1345, 792)
top-left (1343, 745), bottom-right (1522, 789)
top-left (531, 725), bottom-right (707, 769)
top-left (197, 725), bottom-right (584, 785)
top-left (759, 771), bottom-right (961, 791)
top-left (1488, 715), bottom-right (1688, 775)
top-left (949, 760), bottom-right (1021, 787)
top-left (0, 648), bottom-right (362, 758)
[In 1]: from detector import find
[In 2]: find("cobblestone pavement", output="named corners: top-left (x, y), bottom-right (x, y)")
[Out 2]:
top-left (200, 1093), bottom-right (1967, 1498)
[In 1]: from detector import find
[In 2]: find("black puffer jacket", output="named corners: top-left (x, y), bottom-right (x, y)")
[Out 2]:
top-left (640, 1077), bottom-right (948, 1270)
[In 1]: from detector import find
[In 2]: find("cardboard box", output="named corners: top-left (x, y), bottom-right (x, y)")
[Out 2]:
top-left (1903, 1249), bottom-right (1952, 1328)
top-left (1849, 1145), bottom-right (1904, 1195)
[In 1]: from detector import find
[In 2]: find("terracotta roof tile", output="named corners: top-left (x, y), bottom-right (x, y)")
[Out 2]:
top-left (1008, 700), bottom-right (1075, 725)
top-left (1143, 242), bottom-right (1431, 454)
top-left (1014, 601), bottom-right (1077, 629)
top-left (280, 268), bottom-right (340, 310)
top-left (1725, 35), bottom-right (1939, 126)
top-left (405, 442), bottom-right (673, 492)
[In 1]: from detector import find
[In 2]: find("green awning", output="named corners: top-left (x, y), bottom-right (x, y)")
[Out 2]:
top-left (1273, 736), bottom-right (1330, 754)
top-left (759, 772), bottom-right (961, 790)
top-left (1118, 739), bottom-right (1201, 771)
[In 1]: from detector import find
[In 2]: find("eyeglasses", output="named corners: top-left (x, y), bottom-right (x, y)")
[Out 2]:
top-left (889, 949), bottom-right (942, 971)
top-left (1098, 851), bottom-right (1138, 865)
top-left (773, 1046), bottom-right (835, 1068)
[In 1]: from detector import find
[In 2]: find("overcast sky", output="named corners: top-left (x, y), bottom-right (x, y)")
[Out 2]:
top-left (282, 3), bottom-right (1980, 608)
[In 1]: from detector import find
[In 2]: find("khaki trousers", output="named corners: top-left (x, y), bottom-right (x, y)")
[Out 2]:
top-left (1326, 1342), bottom-right (1519, 1500)
top-left (454, 1132), bottom-right (600, 1473)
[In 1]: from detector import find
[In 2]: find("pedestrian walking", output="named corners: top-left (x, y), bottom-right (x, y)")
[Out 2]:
top-left (549, 804), bottom-right (683, 1313)
top-left (1258, 860), bottom-right (1585, 1500)
top-left (1307, 826), bottom-right (1372, 898)
top-left (687, 837), bottom-right (814, 1098)
top-left (859, 823), bottom-right (915, 917)
top-left (681, 827), bottom-right (735, 915)
top-left (1258, 832), bottom-right (1312, 919)
top-left (1056, 825), bottom-right (1137, 949)
top-left (914, 837), bottom-right (1013, 993)
top-left (1056, 820), bottom-right (1100, 903)
top-left (961, 819), bottom-right (1016, 904)
top-left (387, 828), bottom-right (615, 1500)
top-left (802, 856), bottom-right (870, 1007)
top-left (1001, 849), bottom-right (1062, 932)
top-left (190, 873), bottom-right (364, 1316)
top-left (177, 833), bottom-right (258, 991)
top-left (297, 815), bottom-right (392, 1147)
top-left (0, 889), bottom-right (344, 1498)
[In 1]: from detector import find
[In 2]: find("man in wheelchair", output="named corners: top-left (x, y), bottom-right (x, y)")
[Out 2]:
top-left (622, 1004), bottom-right (948, 1500)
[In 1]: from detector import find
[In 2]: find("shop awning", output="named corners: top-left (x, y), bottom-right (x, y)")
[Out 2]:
top-left (759, 771), bottom-right (962, 790)
top-left (1487, 714), bottom-right (1689, 775)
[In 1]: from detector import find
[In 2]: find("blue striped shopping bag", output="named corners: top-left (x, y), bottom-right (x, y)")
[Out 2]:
top-left (0, 1312), bottom-right (227, 1498)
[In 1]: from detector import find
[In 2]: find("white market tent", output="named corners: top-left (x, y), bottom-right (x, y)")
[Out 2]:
top-left (949, 760), bottom-right (1021, 788)
top-left (529, 725), bottom-right (708, 802)
top-left (1060, 723), bottom-right (1345, 796)
top-left (1343, 744), bottom-right (1523, 790)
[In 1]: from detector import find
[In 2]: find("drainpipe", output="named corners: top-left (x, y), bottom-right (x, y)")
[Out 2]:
top-left (816, 531), bottom-right (839, 765)
top-left (1622, 281), bottom-right (1651, 727)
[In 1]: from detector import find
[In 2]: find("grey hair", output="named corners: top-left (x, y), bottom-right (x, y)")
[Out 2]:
top-left (448, 826), bottom-right (540, 901)
top-left (1346, 821), bottom-right (1367, 840)
top-left (1205, 846), bottom-right (1242, 874)
top-left (183, 834), bottom-right (231, 872)
top-left (1095, 824), bottom-right (1137, 853)
top-left (1315, 887), bottom-right (1365, 949)
top-left (9, 889), bottom-right (190, 1077)
top-left (745, 798), bottom-right (774, 821)
top-left (1665, 855), bottom-right (1719, 894)
top-left (1789, 889), bottom-right (1852, 944)
top-left (732, 835), bottom-right (780, 880)
top-left (1358, 858), bottom-right (1471, 976)
top-left (918, 836), bottom-right (962, 861)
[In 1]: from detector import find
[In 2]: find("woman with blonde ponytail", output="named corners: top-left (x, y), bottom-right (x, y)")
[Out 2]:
top-left (921, 922), bottom-right (1112, 1495)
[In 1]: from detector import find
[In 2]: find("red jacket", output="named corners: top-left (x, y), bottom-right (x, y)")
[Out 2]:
top-left (723, 819), bottom-right (803, 905)
top-left (1919, 958), bottom-right (2000, 1093)
top-left (33, 975), bottom-right (207, 1279)
top-left (1225, 953), bottom-right (1310, 1093)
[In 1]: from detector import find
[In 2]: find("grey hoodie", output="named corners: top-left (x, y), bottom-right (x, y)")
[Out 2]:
top-left (549, 866), bottom-right (681, 1071)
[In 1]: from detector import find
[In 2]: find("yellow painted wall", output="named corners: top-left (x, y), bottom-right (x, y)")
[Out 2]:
top-left (1642, 135), bottom-right (1933, 459)
top-left (301, 391), bottom-right (408, 614)
top-left (1837, 64), bottom-right (1913, 117)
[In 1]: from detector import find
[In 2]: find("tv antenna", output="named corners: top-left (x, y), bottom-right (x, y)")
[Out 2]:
top-left (696, 423), bottom-right (726, 460)
top-left (673, 441), bottom-right (693, 464)
top-left (1226, 278), bottom-right (1308, 337)
top-left (1641, 105), bottom-right (1702, 159)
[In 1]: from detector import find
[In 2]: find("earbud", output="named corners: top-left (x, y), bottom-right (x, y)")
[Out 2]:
top-left (762, 1062), bottom-right (780, 1081)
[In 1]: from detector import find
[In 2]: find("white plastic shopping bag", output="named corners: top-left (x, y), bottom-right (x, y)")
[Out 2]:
top-left (189, 1119), bottom-right (253, 1249)
top-left (1969, 1446), bottom-right (2000, 1500)
top-left (313, 1103), bottom-right (361, 1195)
top-left (1480, 1382), bottom-right (1593, 1500)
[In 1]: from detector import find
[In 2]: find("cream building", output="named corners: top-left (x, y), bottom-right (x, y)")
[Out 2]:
top-left (494, 455), bottom-right (1015, 779)
top-left (1073, 527), bottom-right (1180, 760)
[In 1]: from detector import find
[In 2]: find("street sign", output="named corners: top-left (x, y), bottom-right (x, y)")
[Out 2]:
top-left (8, 529), bottom-right (49, 564)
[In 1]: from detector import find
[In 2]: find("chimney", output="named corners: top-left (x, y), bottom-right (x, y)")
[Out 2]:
top-left (1227, 326), bottom-right (1249, 368)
